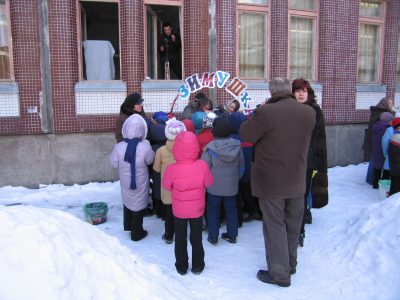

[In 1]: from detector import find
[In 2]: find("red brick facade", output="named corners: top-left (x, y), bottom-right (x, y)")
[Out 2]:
top-left (1, 0), bottom-right (399, 135)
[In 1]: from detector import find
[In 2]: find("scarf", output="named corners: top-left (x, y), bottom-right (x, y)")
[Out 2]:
top-left (124, 138), bottom-right (141, 190)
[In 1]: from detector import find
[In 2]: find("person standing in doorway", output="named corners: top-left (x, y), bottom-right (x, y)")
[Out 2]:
top-left (158, 22), bottom-right (182, 80)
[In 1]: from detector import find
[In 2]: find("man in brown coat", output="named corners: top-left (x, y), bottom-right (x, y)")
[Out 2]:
top-left (239, 77), bottom-right (315, 287)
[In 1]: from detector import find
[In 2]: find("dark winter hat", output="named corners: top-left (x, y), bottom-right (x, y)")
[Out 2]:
top-left (380, 112), bottom-right (394, 122)
top-left (153, 111), bottom-right (168, 120)
top-left (211, 116), bottom-right (232, 138)
top-left (155, 116), bottom-right (168, 124)
top-left (392, 117), bottom-right (400, 130)
top-left (195, 92), bottom-right (207, 100)
top-left (124, 93), bottom-right (144, 107)
top-left (202, 112), bottom-right (218, 129)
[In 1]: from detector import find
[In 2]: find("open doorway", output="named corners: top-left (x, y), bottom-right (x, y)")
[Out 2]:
top-left (79, 1), bottom-right (120, 80)
top-left (145, 4), bottom-right (181, 80)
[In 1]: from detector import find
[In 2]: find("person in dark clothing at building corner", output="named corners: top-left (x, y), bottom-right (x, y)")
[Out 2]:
top-left (158, 22), bottom-right (182, 80)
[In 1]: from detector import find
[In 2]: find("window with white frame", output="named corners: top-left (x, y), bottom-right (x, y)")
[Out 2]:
top-left (289, 0), bottom-right (317, 80)
top-left (237, 1), bottom-right (268, 79)
top-left (145, 3), bottom-right (182, 80)
top-left (77, 0), bottom-right (120, 81)
top-left (358, 0), bottom-right (384, 82)
top-left (0, 0), bottom-right (12, 80)
top-left (397, 29), bottom-right (400, 83)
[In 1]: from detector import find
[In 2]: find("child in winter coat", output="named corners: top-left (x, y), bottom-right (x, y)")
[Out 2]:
top-left (162, 131), bottom-right (214, 276)
top-left (197, 112), bottom-right (217, 159)
top-left (371, 112), bottom-right (393, 189)
top-left (228, 112), bottom-right (262, 224)
top-left (182, 119), bottom-right (195, 134)
top-left (201, 116), bottom-right (244, 244)
top-left (388, 117), bottom-right (400, 195)
top-left (110, 114), bottom-right (155, 241)
top-left (149, 114), bottom-right (168, 219)
top-left (382, 111), bottom-right (400, 176)
top-left (191, 111), bottom-right (206, 135)
top-left (153, 120), bottom-right (187, 244)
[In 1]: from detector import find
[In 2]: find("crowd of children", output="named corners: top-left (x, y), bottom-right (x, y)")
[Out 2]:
top-left (110, 92), bottom-right (264, 275)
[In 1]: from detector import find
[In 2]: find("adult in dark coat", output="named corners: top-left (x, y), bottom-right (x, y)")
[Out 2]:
top-left (292, 78), bottom-right (328, 246)
top-left (239, 77), bottom-right (315, 287)
top-left (362, 97), bottom-right (394, 185)
top-left (115, 93), bottom-right (147, 143)
top-left (362, 97), bottom-right (394, 153)
top-left (371, 112), bottom-right (393, 188)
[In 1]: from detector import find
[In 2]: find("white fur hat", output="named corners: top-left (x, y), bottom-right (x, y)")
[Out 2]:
top-left (165, 120), bottom-right (187, 140)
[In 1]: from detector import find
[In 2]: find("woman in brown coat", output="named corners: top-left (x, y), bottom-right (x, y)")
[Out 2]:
top-left (115, 93), bottom-right (147, 143)
top-left (292, 78), bottom-right (328, 247)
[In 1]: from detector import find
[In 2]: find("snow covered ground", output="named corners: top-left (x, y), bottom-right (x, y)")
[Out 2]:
top-left (0, 163), bottom-right (399, 300)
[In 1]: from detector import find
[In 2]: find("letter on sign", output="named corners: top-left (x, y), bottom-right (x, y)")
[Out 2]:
top-left (225, 77), bottom-right (247, 97)
top-left (177, 84), bottom-right (190, 99)
top-left (216, 71), bottom-right (230, 88)
top-left (185, 74), bottom-right (202, 93)
top-left (201, 72), bottom-right (215, 88)
top-left (240, 92), bottom-right (253, 108)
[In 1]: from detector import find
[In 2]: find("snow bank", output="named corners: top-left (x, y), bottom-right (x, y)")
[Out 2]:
top-left (337, 195), bottom-right (400, 299)
top-left (0, 205), bottom-right (190, 300)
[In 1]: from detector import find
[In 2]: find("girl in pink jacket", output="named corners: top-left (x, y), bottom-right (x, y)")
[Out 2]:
top-left (162, 131), bottom-right (214, 276)
top-left (110, 114), bottom-right (155, 242)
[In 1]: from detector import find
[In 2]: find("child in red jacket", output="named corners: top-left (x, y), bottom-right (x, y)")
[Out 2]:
top-left (162, 131), bottom-right (214, 276)
top-left (197, 111), bottom-right (217, 159)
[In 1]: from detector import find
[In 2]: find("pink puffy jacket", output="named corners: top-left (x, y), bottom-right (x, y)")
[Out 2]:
top-left (162, 131), bottom-right (214, 219)
top-left (110, 114), bottom-right (155, 212)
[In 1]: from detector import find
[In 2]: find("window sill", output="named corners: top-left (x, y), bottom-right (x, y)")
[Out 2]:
top-left (356, 85), bottom-right (386, 93)
top-left (75, 81), bottom-right (127, 92)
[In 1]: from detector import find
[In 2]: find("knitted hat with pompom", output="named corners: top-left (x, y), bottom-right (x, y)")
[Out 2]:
top-left (165, 120), bottom-right (187, 140)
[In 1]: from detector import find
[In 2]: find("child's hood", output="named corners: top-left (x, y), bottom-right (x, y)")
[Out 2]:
top-left (150, 123), bottom-right (167, 142)
top-left (122, 114), bottom-right (148, 140)
top-left (205, 138), bottom-right (241, 162)
top-left (172, 131), bottom-right (199, 163)
top-left (191, 111), bottom-right (206, 129)
top-left (228, 112), bottom-right (247, 134)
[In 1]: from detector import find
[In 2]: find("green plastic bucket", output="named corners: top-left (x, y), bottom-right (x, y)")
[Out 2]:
top-left (83, 202), bottom-right (108, 225)
top-left (378, 180), bottom-right (391, 201)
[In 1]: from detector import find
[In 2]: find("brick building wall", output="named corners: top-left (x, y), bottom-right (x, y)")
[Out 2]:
top-left (4, 0), bottom-right (42, 135)
top-left (382, 0), bottom-right (400, 100)
top-left (0, 0), bottom-right (400, 136)
top-left (270, 0), bottom-right (289, 78)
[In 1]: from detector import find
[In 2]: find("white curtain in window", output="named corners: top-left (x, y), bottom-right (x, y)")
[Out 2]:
top-left (290, 0), bottom-right (315, 10)
top-left (0, 4), bottom-right (10, 79)
top-left (290, 17), bottom-right (314, 79)
top-left (239, 12), bottom-right (265, 78)
top-left (360, 1), bottom-right (382, 17)
top-left (358, 23), bottom-right (380, 82)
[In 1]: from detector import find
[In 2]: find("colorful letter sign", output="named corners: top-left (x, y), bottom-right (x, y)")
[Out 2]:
top-left (177, 70), bottom-right (254, 108)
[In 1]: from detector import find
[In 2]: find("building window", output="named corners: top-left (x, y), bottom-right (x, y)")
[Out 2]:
top-left (145, 3), bottom-right (182, 80)
top-left (358, 0), bottom-right (385, 83)
top-left (238, 12), bottom-right (266, 78)
top-left (289, 0), bottom-right (317, 80)
top-left (77, 1), bottom-right (120, 81)
top-left (397, 30), bottom-right (400, 83)
top-left (0, 1), bottom-right (12, 80)
top-left (237, 1), bottom-right (268, 79)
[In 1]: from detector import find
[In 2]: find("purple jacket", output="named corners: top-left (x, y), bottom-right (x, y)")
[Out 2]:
top-left (371, 120), bottom-right (390, 169)
top-left (110, 115), bottom-right (155, 211)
